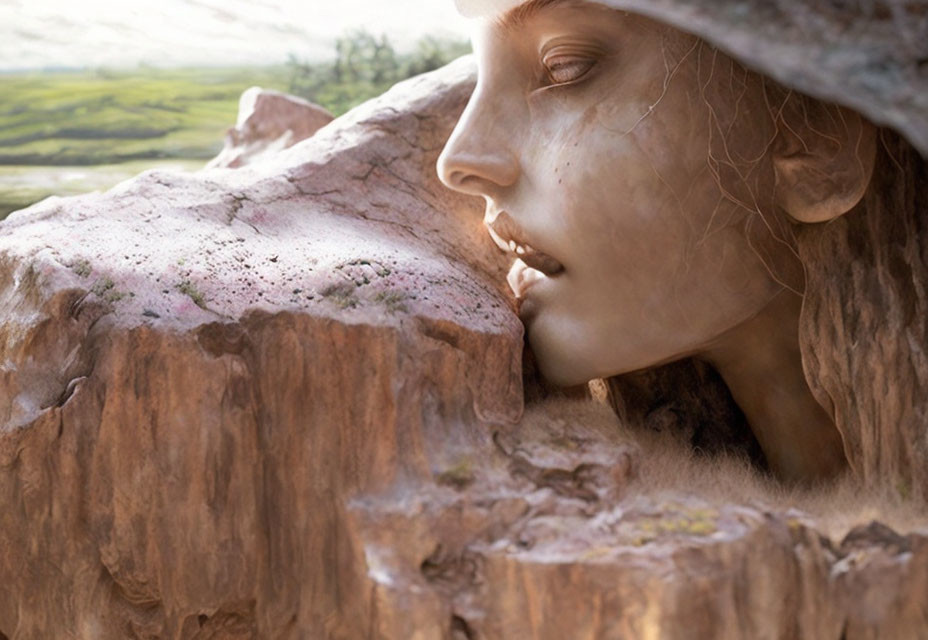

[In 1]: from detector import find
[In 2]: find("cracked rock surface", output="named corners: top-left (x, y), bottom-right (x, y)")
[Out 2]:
top-left (2, 57), bottom-right (928, 640)
top-left (0, 57), bottom-right (522, 639)
top-left (351, 398), bottom-right (928, 640)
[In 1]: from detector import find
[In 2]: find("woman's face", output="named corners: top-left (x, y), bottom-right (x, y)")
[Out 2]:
top-left (438, 0), bottom-right (787, 386)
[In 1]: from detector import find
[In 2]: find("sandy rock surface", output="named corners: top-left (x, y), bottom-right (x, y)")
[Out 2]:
top-left (1, 57), bottom-right (928, 639)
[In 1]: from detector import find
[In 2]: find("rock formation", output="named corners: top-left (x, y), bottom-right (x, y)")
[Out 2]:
top-left (2, 56), bottom-right (928, 639)
top-left (0, 57), bottom-right (522, 638)
top-left (206, 87), bottom-right (335, 169)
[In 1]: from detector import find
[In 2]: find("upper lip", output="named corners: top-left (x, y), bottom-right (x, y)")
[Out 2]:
top-left (486, 209), bottom-right (564, 276)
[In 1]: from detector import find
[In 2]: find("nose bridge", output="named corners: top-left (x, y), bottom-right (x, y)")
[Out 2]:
top-left (437, 82), bottom-right (521, 193)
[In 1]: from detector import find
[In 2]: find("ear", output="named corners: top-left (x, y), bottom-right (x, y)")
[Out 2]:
top-left (773, 106), bottom-right (877, 223)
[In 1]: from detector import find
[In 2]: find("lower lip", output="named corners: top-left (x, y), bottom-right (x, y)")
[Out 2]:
top-left (508, 260), bottom-right (557, 318)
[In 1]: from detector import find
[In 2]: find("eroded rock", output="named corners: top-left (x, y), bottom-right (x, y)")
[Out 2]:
top-left (349, 399), bottom-right (928, 640)
top-left (206, 87), bottom-right (335, 169)
top-left (0, 57), bottom-right (524, 639)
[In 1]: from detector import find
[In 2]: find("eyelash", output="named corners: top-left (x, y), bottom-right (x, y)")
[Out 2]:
top-left (543, 56), bottom-right (597, 86)
top-left (538, 43), bottom-right (605, 91)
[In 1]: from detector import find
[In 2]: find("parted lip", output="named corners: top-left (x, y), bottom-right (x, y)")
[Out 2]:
top-left (486, 209), bottom-right (565, 277)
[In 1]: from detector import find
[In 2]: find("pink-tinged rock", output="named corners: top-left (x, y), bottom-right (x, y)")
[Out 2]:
top-left (0, 57), bottom-right (523, 639)
top-left (349, 400), bottom-right (928, 640)
top-left (206, 87), bottom-right (335, 169)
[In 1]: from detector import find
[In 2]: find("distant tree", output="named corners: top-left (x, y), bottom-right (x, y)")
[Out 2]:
top-left (287, 29), bottom-right (471, 115)
top-left (405, 35), bottom-right (472, 77)
top-left (370, 35), bottom-right (399, 84)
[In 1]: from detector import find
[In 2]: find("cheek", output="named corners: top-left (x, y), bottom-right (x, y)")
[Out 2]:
top-left (527, 84), bottom-right (717, 264)
top-left (563, 132), bottom-right (690, 246)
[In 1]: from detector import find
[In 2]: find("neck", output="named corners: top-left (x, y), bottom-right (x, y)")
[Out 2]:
top-left (703, 290), bottom-right (847, 485)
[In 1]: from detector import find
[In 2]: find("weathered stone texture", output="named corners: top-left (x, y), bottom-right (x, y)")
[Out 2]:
top-left (0, 58), bottom-right (523, 639)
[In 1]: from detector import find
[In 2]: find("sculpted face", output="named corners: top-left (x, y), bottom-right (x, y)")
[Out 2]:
top-left (438, 0), bottom-right (787, 386)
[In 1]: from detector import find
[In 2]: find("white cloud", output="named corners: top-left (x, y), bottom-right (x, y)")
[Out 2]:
top-left (0, 0), bottom-right (472, 70)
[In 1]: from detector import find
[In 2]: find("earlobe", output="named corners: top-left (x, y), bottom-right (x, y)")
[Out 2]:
top-left (773, 108), bottom-right (877, 224)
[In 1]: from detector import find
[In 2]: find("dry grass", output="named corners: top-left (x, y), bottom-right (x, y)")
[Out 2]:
top-left (523, 395), bottom-right (928, 540)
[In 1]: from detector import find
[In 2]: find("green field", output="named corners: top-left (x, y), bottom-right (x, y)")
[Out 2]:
top-left (0, 67), bottom-right (291, 167)
top-left (0, 66), bottom-right (293, 218)
top-left (0, 33), bottom-right (470, 219)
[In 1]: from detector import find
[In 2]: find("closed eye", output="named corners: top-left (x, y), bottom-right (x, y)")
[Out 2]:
top-left (544, 56), bottom-right (596, 85)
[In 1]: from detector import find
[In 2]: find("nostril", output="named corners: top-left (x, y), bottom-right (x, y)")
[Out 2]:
top-left (436, 151), bottom-right (464, 191)
top-left (448, 170), bottom-right (475, 190)
top-left (445, 171), bottom-right (460, 189)
top-left (437, 153), bottom-right (520, 195)
top-left (436, 154), bottom-right (481, 193)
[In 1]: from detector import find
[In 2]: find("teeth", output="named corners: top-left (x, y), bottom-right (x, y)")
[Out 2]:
top-left (507, 259), bottom-right (546, 299)
top-left (515, 245), bottom-right (526, 256)
top-left (509, 240), bottom-right (517, 252)
top-left (486, 225), bottom-right (510, 253)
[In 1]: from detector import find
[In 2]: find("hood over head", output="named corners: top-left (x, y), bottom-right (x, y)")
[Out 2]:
top-left (455, 0), bottom-right (928, 157)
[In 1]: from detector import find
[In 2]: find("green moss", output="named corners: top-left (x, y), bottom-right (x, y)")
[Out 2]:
top-left (69, 258), bottom-right (92, 278)
top-left (631, 508), bottom-right (719, 546)
top-left (373, 289), bottom-right (408, 314)
top-left (89, 276), bottom-right (127, 303)
top-left (176, 279), bottom-right (207, 309)
top-left (435, 459), bottom-right (475, 489)
top-left (90, 277), bottom-right (115, 296)
top-left (321, 282), bottom-right (359, 310)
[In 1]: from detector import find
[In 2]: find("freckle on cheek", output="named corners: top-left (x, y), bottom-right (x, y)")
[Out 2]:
top-left (581, 106), bottom-right (600, 127)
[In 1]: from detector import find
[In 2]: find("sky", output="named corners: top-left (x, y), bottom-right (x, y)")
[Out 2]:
top-left (0, 0), bottom-right (473, 71)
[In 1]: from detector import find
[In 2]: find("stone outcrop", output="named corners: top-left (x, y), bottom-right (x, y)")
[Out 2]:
top-left (352, 400), bottom-right (928, 640)
top-left (206, 87), bottom-right (334, 169)
top-left (2, 57), bottom-right (928, 640)
top-left (0, 57), bottom-right (522, 638)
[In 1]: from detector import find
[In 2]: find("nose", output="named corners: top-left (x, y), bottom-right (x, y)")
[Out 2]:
top-left (437, 89), bottom-right (521, 196)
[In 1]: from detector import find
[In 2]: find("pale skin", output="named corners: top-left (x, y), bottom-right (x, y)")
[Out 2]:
top-left (438, 0), bottom-right (877, 483)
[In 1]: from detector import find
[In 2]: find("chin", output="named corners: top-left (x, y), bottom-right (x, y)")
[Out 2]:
top-left (528, 330), bottom-right (595, 389)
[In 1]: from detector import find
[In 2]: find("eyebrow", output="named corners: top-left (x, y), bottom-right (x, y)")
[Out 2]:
top-left (498, 0), bottom-right (573, 30)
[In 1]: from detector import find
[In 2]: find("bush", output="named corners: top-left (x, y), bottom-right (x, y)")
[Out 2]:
top-left (287, 30), bottom-right (471, 115)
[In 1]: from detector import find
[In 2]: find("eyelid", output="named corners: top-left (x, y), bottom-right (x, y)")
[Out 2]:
top-left (538, 42), bottom-right (605, 89)
top-left (543, 55), bottom-right (596, 85)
